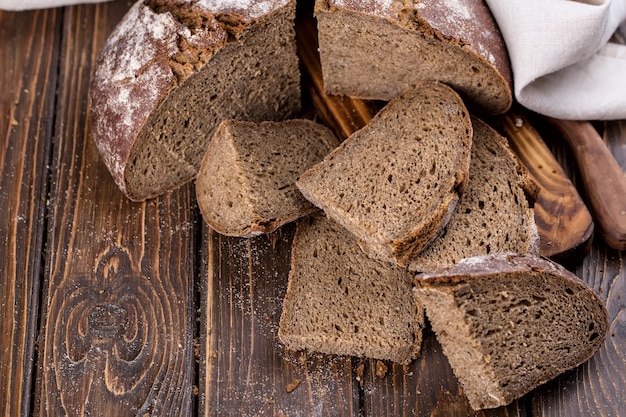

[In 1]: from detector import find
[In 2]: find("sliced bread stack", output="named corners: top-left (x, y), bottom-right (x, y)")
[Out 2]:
top-left (297, 81), bottom-right (474, 266)
top-left (90, 0), bottom-right (301, 201)
top-left (408, 117), bottom-right (540, 272)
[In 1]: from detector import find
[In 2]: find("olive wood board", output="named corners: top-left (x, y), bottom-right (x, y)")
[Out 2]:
top-left (295, 17), bottom-right (594, 262)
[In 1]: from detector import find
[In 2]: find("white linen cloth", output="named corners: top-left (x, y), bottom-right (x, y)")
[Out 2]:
top-left (486, 0), bottom-right (626, 120)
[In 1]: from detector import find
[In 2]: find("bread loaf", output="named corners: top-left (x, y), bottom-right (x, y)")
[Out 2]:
top-left (195, 119), bottom-right (339, 236)
top-left (297, 81), bottom-right (473, 266)
top-left (89, 0), bottom-right (301, 201)
top-left (414, 253), bottom-right (608, 410)
top-left (315, 0), bottom-right (512, 114)
top-left (408, 117), bottom-right (539, 271)
top-left (279, 214), bottom-right (424, 365)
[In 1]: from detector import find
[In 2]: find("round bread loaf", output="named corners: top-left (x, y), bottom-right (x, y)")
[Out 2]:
top-left (89, 0), bottom-right (301, 201)
top-left (315, 0), bottom-right (512, 114)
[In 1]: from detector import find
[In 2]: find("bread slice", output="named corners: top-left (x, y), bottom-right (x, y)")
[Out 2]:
top-left (414, 253), bottom-right (609, 410)
top-left (90, 0), bottom-right (301, 201)
top-left (195, 119), bottom-right (339, 236)
top-left (408, 117), bottom-right (539, 272)
top-left (315, 0), bottom-right (512, 115)
top-left (297, 81), bottom-right (473, 266)
top-left (278, 214), bottom-right (424, 365)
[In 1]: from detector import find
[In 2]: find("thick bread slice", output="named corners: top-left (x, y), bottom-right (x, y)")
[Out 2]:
top-left (315, 0), bottom-right (512, 115)
top-left (408, 117), bottom-right (539, 272)
top-left (297, 82), bottom-right (473, 266)
top-left (414, 253), bottom-right (609, 410)
top-left (278, 214), bottom-right (424, 365)
top-left (90, 0), bottom-right (301, 201)
top-left (195, 119), bottom-right (339, 236)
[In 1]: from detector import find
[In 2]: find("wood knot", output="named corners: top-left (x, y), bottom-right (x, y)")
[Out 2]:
top-left (88, 303), bottom-right (129, 340)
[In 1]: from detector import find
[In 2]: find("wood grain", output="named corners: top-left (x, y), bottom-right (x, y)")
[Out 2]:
top-left (200, 225), bottom-right (359, 416)
top-left (544, 118), bottom-right (626, 251)
top-left (0, 8), bottom-right (60, 417)
top-left (362, 328), bottom-right (529, 417)
top-left (36, 2), bottom-right (197, 415)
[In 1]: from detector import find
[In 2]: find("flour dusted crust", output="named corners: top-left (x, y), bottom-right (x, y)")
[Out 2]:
top-left (90, 0), bottom-right (299, 200)
top-left (316, 0), bottom-right (513, 114)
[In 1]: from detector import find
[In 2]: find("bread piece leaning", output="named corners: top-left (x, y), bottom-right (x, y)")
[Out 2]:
top-left (297, 81), bottom-right (473, 266)
top-left (195, 119), bottom-right (339, 236)
top-left (414, 253), bottom-right (608, 410)
top-left (90, 0), bottom-right (301, 201)
top-left (315, 0), bottom-right (512, 114)
top-left (408, 117), bottom-right (539, 272)
top-left (279, 214), bottom-right (424, 365)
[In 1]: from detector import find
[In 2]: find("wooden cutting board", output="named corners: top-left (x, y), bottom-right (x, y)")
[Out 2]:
top-left (295, 17), bottom-right (594, 262)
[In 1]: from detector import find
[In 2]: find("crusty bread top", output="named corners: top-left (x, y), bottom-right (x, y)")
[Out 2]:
top-left (321, 0), bottom-right (511, 87)
top-left (90, 0), bottom-right (294, 199)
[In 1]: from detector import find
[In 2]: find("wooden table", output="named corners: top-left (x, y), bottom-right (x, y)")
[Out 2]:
top-left (1, 1), bottom-right (624, 416)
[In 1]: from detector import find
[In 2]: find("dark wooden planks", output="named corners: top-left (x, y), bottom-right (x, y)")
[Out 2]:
top-left (531, 119), bottom-right (626, 417)
top-left (0, 8), bottom-right (60, 417)
top-left (35, 2), bottom-right (197, 415)
top-left (200, 225), bottom-right (360, 416)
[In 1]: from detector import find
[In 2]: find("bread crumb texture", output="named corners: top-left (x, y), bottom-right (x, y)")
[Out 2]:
top-left (316, 0), bottom-right (512, 114)
top-left (297, 81), bottom-right (472, 265)
top-left (90, 0), bottom-right (300, 200)
top-left (196, 120), bottom-right (338, 236)
top-left (415, 253), bottom-right (608, 410)
top-left (279, 214), bottom-right (424, 365)
top-left (408, 116), bottom-right (539, 272)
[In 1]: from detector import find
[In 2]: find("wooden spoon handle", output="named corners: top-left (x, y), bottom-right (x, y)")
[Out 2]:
top-left (546, 118), bottom-right (626, 250)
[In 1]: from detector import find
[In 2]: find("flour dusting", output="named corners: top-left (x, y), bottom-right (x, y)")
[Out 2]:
top-left (199, 0), bottom-right (289, 18)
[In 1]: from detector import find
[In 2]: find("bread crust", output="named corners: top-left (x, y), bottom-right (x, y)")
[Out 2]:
top-left (315, 0), bottom-right (513, 114)
top-left (89, 0), bottom-right (297, 200)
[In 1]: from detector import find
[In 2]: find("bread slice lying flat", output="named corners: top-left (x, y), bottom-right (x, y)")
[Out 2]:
top-left (414, 253), bottom-right (608, 410)
top-left (195, 119), bottom-right (338, 237)
top-left (279, 214), bottom-right (424, 365)
top-left (408, 117), bottom-right (539, 272)
top-left (90, 0), bottom-right (300, 201)
top-left (297, 81), bottom-right (473, 266)
top-left (315, 0), bottom-right (512, 114)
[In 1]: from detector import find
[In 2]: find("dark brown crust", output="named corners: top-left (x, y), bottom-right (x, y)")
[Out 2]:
top-left (89, 0), bottom-right (294, 200)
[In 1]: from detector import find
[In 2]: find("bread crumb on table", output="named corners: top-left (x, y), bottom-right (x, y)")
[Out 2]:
top-left (286, 379), bottom-right (301, 393)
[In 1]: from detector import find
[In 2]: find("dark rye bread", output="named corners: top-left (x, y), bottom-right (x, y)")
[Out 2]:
top-left (315, 0), bottom-right (512, 115)
top-left (195, 119), bottom-right (339, 236)
top-left (278, 214), bottom-right (424, 365)
top-left (414, 253), bottom-right (608, 410)
top-left (297, 82), bottom-right (473, 266)
top-left (408, 117), bottom-right (539, 272)
top-left (90, 0), bottom-right (301, 201)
